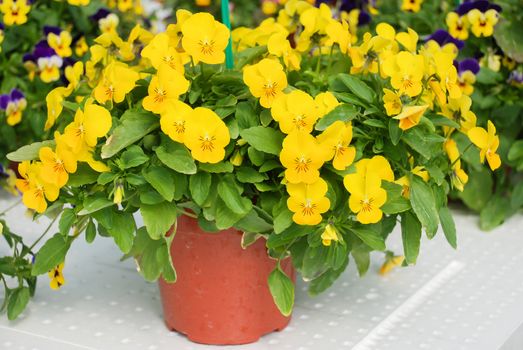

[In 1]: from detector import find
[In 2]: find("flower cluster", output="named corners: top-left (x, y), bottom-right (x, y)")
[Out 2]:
top-left (4, 3), bottom-right (499, 317)
top-left (446, 0), bottom-right (501, 39)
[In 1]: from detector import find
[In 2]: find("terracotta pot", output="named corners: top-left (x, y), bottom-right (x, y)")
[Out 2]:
top-left (158, 215), bottom-right (295, 345)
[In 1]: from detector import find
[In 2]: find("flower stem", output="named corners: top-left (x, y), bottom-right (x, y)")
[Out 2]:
top-left (28, 216), bottom-right (59, 252)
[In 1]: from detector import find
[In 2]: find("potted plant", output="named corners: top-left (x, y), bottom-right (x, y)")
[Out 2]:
top-left (4, 1), bottom-right (498, 345)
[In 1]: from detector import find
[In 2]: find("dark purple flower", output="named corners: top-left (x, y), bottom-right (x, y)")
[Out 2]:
top-left (22, 53), bottom-right (35, 63)
top-left (508, 70), bottom-right (523, 85)
top-left (0, 94), bottom-right (10, 110)
top-left (32, 41), bottom-right (57, 59)
top-left (0, 89), bottom-right (25, 110)
top-left (425, 29), bottom-right (464, 50)
top-left (456, 58), bottom-right (480, 75)
top-left (456, 0), bottom-right (502, 16)
top-left (43, 25), bottom-right (62, 36)
top-left (10, 89), bottom-right (24, 102)
top-left (90, 8), bottom-right (111, 21)
top-left (358, 11), bottom-right (371, 26)
top-left (0, 22), bottom-right (4, 31)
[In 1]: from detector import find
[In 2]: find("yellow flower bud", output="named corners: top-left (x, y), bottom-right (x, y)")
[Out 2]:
top-left (230, 150), bottom-right (243, 167)
top-left (113, 183), bottom-right (124, 205)
top-left (321, 224), bottom-right (338, 246)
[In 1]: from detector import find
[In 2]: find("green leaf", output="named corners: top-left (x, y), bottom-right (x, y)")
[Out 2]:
top-left (337, 74), bottom-right (376, 103)
top-left (59, 209), bottom-right (76, 235)
top-left (198, 162), bottom-right (233, 173)
top-left (101, 109), bottom-right (159, 159)
top-left (240, 126), bottom-right (284, 156)
top-left (508, 140), bottom-right (523, 161)
top-left (401, 211), bottom-right (422, 264)
top-left (7, 140), bottom-right (55, 162)
top-left (78, 195), bottom-right (114, 215)
top-left (85, 220), bottom-right (96, 243)
top-left (217, 175), bottom-right (252, 215)
top-left (267, 224), bottom-right (309, 249)
top-left (459, 167), bottom-right (493, 212)
top-left (268, 267), bottom-right (295, 317)
top-left (32, 234), bottom-right (70, 276)
top-left (120, 145), bottom-right (149, 169)
top-left (67, 163), bottom-right (99, 186)
top-left (143, 166), bottom-right (175, 202)
top-left (214, 198), bottom-right (246, 229)
top-left (410, 176), bottom-right (439, 237)
top-left (494, 17), bottom-right (523, 62)
top-left (7, 287), bottom-right (30, 320)
top-left (235, 101), bottom-right (258, 129)
top-left (235, 210), bottom-right (272, 233)
top-left (439, 207), bottom-right (457, 249)
top-left (480, 195), bottom-right (509, 231)
top-left (308, 258), bottom-right (349, 296)
top-left (351, 249), bottom-right (370, 277)
top-left (314, 104), bottom-right (359, 131)
top-left (97, 172), bottom-right (117, 185)
top-left (388, 119), bottom-right (403, 146)
top-left (140, 202), bottom-right (178, 240)
top-left (131, 228), bottom-right (175, 282)
top-left (350, 225), bottom-right (386, 251)
top-left (301, 245), bottom-right (330, 280)
top-left (274, 207), bottom-right (294, 234)
top-left (189, 172), bottom-right (212, 206)
top-left (108, 212), bottom-right (136, 254)
top-left (236, 167), bottom-right (267, 183)
top-left (236, 45), bottom-right (268, 69)
top-left (511, 181), bottom-right (523, 209)
top-left (155, 136), bottom-right (197, 174)
top-left (381, 181), bottom-right (411, 214)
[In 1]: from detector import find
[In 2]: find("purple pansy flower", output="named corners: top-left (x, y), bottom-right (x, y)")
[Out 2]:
top-left (456, 0), bottom-right (502, 16)
top-left (90, 8), bottom-right (112, 21)
top-left (425, 29), bottom-right (465, 50)
top-left (455, 58), bottom-right (480, 75)
top-left (0, 89), bottom-right (25, 111)
top-left (0, 89), bottom-right (27, 125)
top-left (508, 70), bottom-right (523, 86)
top-left (43, 25), bottom-right (62, 36)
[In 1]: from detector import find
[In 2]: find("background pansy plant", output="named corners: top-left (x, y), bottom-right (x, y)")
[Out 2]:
top-left (2, 1), bottom-right (499, 319)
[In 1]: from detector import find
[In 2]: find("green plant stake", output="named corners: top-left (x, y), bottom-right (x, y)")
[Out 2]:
top-left (221, 0), bottom-right (234, 69)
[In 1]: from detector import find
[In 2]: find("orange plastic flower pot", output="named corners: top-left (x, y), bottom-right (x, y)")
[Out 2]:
top-left (158, 215), bottom-right (295, 345)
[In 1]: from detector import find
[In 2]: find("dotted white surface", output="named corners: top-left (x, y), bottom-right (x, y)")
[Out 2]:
top-left (1, 191), bottom-right (523, 350)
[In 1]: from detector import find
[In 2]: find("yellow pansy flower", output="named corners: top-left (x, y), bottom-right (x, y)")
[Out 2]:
top-left (267, 31), bottom-right (301, 71)
top-left (64, 61), bottom-right (84, 91)
top-left (21, 163), bottom-right (59, 214)
top-left (181, 12), bottom-right (230, 65)
top-left (99, 13), bottom-right (119, 34)
top-left (117, 0), bottom-right (132, 12)
top-left (195, 0), bottom-right (211, 6)
top-left (321, 224), bottom-right (339, 246)
top-left (45, 87), bottom-right (70, 131)
top-left (271, 90), bottom-right (319, 134)
top-left (280, 131), bottom-right (326, 184)
top-left (325, 19), bottom-right (352, 54)
top-left (39, 143), bottom-right (77, 188)
top-left (63, 104), bottom-right (112, 153)
top-left (444, 139), bottom-right (468, 191)
top-left (394, 105), bottom-right (429, 131)
top-left (446, 12), bottom-right (469, 40)
top-left (93, 62), bottom-right (139, 104)
top-left (395, 28), bottom-right (418, 53)
top-left (379, 255), bottom-right (404, 275)
top-left (457, 70), bottom-right (476, 96)
top-left (184, 107), bottom-right (230, 164)
top-left (383, 88), bottom-right (402, 116)
top-left (68, 0), bottom-right (89, 5)
top-left (314, 92), bottom-right (340, 117)
top-left (382, 51), bottom-right (425, 97)
top-left (142, 65), bottom-right (189, 114)
top-left (297, 3), bottom-right (332, 51)
top-left (243, 58), bottom-right (287, 108)
top-left (166, 9), bottom-right (193, 49)
top-left (467, 9), bottom-right (498, 37)
top-left (48, 31), bottom-right (73, 58)
top-left (286, 178), bottom-right (330, 226)
top-left (160, 100), bottom-right (193, 143)
top-left (348, 33), bottom-right (379, 75)
top-left (344, 156), bottom-right (393, 224)
top-left (141, 33), bottom-right (185, 72)
top-left (15, 161), bottom-right (36, 194)
top-left (401, 0), bottom-right (423, 13)
top-left (317, 121), bottom-right (356, 171)
top-left (74, 36), bottom-right (88, 57)
top-left (48, 263), bottom-right (65, 290)
top-left (440, 95), bottom-right (477, 134)
top-left (468, 120), bottom-right (501, 171)
top-left (0, 0), bottom-right (30, 26)
top-left (345, 172), bottom-right (387, 224)
top-left (262, 0), bottom-right (278, 15)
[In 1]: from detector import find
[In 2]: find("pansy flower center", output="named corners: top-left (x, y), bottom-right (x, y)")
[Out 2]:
top-left (300, 198), bottom-right (317, 216)
top-left (294, 156), bottom-right (312, 173)
top-left (360, 196), bottom-right (375, 212)
top-left (199, 38), bottom-right (215, 55)
top-left (199, 133), bottom-right (216, 152)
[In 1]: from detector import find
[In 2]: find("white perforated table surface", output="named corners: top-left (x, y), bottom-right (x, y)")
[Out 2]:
top-left (0, 191), bottom-right (522, 350)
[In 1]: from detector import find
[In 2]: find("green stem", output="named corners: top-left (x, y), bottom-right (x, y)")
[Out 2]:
top-left (0, 199), bottom-right (22, 216)
top-left (221, 0), bottom-right (234, 69)
top-left (28, 216), bottom-right (59, 252)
